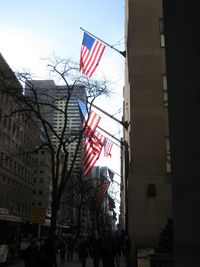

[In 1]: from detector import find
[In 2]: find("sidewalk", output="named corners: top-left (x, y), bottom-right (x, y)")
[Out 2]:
top-left (57, 252), bottom-right (95, 267)
top-left (9, 252), bottom-right (127, 267)
top-left (57, 252), bottom-right (127, 267)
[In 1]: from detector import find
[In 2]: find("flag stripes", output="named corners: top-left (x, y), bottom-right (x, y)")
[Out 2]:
top-left (104, 138), bottom-right (113, 157)
top-left (78, 99), bottom-right (101, 137)
top-left (80, 32), bottom-right (106, 78)
top-left (83, 110), bottom-right (101, 137)
top-left (100, 176), bottom-right (111, 200)
top-left (82, 131), bottom-right (105, 176)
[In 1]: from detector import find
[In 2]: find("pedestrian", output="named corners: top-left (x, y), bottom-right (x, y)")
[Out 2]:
top-left (89, 232), bottom-right (101, 267)
top-left (100, 234), bottom-right (115, 267)
top-left (113, 234), bottom-right (122, 267)
top-left (78, 236), bottom-right (89, 267)
top-left (123, 235), bottom-right (131, 267)
top-left (40, 238), bottom-right (57, 267)
top-left (23, 238), bottom-right (40, 267)
top-left (59, 236), bottom-right (66, 264)
top-left (67, 234), bottom-right (76, 262)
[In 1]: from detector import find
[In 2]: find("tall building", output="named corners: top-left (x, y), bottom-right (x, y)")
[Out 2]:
top-left (123, 0), bottom-right (172, 259)
top-left (0, 54), bottom-right (40, 220)
top-left (26, 80), bottom-right (85, 171)
top-left (27, 80), bottom-right (86, 225)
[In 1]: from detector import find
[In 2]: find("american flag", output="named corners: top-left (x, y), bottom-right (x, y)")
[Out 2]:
top-left (80, 32), bottom-right (106, 78)
top-left (82, 131), bottom-right (105, 176)
top-left (78, 98), bottom-right (100, 137)
top-left (104, 138), bottom-right (113, 157)
top-left (100, 176), bottom-right (111, 200)
top-left (108, 195), bottom-right (115, 211)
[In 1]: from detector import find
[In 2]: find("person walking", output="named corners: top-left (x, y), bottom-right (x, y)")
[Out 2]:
top-left (23, 238), bottom-right (40, 267)
top-left (59, 236), bottom-right (66, 264)
top-left (100, 234), bottom-right (115, 267)
top-left (113, 234), bottom-right (122, 267)
top-left (78, 236), bottom-right (89, 267)
top-left (67, 235), bottom-right (76, 262)
top-left (123, 235), bottom-right (132, 267)
top-left (89, 233), bottom-right (101, 267)
top-left (40, 238), bottom-right (57, 267)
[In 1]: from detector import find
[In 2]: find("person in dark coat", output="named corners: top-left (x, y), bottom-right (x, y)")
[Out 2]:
top-left (23, 238), bottom-right (40, 267)
top-left (59, 236), bottom-right (66, 264)
top-left (113, 234), bottom-right (122, 267)
top-left (78, 236), bottom-right (89, 267)
top-left (123, 235), bottom-right (131, 267)
top-left (100, 234), bottom-right (115, 267)
top-left (67, 235), bottom-right (76, 262)
top-left (89, 233), bottom-right (101, 267)
top-left (40, 238), bottom-right (57, 267)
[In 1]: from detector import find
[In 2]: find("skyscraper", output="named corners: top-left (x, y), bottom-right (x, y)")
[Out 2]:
top-left (26, 80), bottom-right (85, 170)
top-left (26, 80), bottom-right (86, 225)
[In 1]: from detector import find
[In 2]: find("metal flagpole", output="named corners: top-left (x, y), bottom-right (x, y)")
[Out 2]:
top-left (78, 96), bottom-right (129, 130)
top-left (80, 27), bottom-right (126, 58)
top-left (97, 125), bottom-right (124, 147)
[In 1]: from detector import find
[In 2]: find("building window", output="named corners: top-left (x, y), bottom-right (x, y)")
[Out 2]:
top-left (159, 18), bottom-right (165, 48)
top-left (147, 183), bottom-right (157, 196)
top-left (162, 74), bottom-right (168, 107)
top-left (165, 137), bottom-right (171, 173)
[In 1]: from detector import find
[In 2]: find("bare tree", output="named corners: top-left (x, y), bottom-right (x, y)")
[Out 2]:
top-left (0, 56), bottom-right (109, 243)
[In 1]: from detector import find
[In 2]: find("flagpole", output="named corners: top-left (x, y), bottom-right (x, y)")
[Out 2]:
top-left (97, 125), bottom-right (124, 146)
top-left (108, 168), bottom-right (121, 178)
top-left (78, 96), bottom-right (129, 130)
top-left (80, 27), bottom-right (126, 58)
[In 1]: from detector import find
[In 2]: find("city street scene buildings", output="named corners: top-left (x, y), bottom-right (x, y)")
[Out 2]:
top-left (1, 1), bottom-right (199, 267)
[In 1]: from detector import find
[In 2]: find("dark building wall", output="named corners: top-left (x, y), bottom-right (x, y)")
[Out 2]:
top-left (163, 1), bottom-right (200, 266)
top-left (124, 0), bottom-right (172, 251)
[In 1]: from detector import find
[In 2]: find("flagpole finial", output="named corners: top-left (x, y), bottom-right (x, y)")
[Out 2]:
top-left (120, 50), bottom-right (126, 58)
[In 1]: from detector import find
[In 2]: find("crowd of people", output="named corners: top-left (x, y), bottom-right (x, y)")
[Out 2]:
top-left (22, 232), bottom-right (131, 267)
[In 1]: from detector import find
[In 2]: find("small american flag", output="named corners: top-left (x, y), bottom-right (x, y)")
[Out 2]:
top-left (100, 176), bottom-right (111, 200)
top-left (80, 32), bottom-right (106, 78)
top-left (104, 138), bottom-right (113, 157)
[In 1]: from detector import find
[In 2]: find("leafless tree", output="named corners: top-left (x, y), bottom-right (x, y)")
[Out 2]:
top-left (0, 56), bottom-right (109, 243)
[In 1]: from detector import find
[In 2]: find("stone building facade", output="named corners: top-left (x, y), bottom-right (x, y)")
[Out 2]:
top-left (123, 0), bottom-right (172, 259)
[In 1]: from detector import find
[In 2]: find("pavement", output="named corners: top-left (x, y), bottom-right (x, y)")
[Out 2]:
top-left (9, 252), bottom-right (127, 267)
top-left (57, 252), bottom-right (96, 267)
top-left (57, 252), bottom-right (127, 267)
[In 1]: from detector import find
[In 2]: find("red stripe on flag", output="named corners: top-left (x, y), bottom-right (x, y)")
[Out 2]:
top-left (104, 139), bottom-right (113, 157)
top-left (82, 131), bottom-right (105, 176)
top-left (80, 32), bottom-right (106, 78)
top-left (83, 110), bottom-right (101, 137)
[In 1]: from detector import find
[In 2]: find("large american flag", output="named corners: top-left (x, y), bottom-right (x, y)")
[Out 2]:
top-left (80, 32), bottom-right (106, 78)
top-left (82, 131), bottom-right (105, 176)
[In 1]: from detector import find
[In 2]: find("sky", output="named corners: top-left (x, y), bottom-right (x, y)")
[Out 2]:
top-left (0, 0), bottom-right (125, 211)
